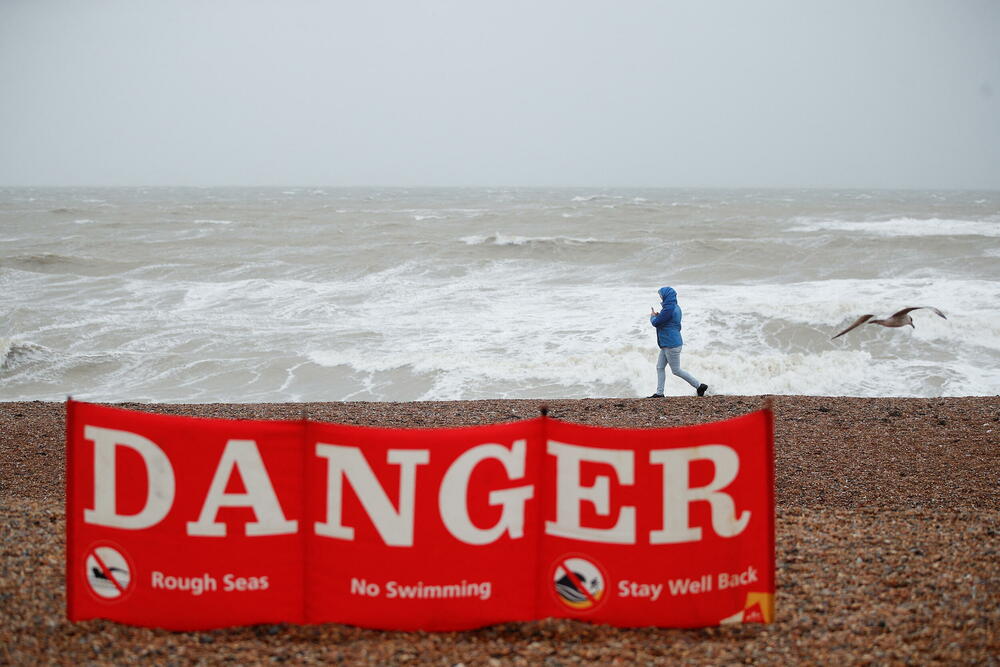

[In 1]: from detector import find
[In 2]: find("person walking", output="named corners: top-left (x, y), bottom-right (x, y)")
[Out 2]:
top-left (648, 286), bottom-right (708, 397)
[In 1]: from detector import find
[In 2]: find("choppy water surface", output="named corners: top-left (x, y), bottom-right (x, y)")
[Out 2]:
top-left (2, 187), bottom-right (998, 401)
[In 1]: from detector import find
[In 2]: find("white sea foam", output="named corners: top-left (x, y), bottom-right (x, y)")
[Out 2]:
top-left (296, 275), bottom-right (998, 400)
top-left (193, 219), bottom-right (236, 225)
top-left (6, 271), bottom-right (996, 401)
top-left (790, 217), bottom-right (1000, 237)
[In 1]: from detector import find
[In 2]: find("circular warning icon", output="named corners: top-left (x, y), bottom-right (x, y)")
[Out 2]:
top-left (551, 555), bottom-right (607, 611)
top-left (84, 544), bottom-right (134, 601)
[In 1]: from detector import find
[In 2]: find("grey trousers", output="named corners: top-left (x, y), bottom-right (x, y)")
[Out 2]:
top-left (656, 346), bottom-right (701, 393)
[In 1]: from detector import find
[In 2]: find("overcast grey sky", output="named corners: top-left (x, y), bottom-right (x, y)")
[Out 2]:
top-left (1, 0), bottom-right (997, 188)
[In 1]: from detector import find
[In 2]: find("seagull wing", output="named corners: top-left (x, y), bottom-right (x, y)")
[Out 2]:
top-left (832, 314), bottom-right (874, 339)
top-left (890, 306), bottom-right (947, 320)
top-left (927, 306), bottom-right (947, 320)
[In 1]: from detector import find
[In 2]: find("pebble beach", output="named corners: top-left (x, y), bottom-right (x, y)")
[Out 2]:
top-left (1, 395), bottom-right (997, 665)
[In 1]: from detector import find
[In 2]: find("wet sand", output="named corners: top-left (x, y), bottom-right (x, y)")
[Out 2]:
top-left (1, 396), bottom-right (997, 664)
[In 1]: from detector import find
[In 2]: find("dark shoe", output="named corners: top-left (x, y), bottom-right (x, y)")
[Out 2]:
top-left (647, 393), bottom-right (664, 398)
top-left (696, 384), bottom-right (708, 397)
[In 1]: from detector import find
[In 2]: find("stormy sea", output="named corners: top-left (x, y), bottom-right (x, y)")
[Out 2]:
top-left (2, 187), bottom-right (997, 402)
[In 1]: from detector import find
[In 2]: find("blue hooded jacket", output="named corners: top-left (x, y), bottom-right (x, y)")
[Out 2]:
top-left (650, 286), bottom-right (683, 348)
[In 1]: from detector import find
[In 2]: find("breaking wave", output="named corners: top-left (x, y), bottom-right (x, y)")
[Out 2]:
top-left (1, 339), bottom-right (48, 371)
top-left (570, 194), bottom-right (624, 202)
top-left (459, 233), bottom-right (606, 247)
top-left (789, 217), bottom-right (1000, 237)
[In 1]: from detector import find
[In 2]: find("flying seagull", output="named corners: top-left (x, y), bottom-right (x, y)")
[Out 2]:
top-left (832, 307), bottom-right (947, 340)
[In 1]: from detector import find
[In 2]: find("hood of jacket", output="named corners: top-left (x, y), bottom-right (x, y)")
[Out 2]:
top-left (658, 286), bottom-right (677, 307)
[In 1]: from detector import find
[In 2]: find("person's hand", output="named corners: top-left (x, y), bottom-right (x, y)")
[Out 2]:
top-left (650, 307), bottom-right (657, 316)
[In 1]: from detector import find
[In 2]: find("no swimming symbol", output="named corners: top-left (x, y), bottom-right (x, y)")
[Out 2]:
top-left (85, 544), bottom-right (134, 601)
top-left (552, 555), bottom-right (607, 611)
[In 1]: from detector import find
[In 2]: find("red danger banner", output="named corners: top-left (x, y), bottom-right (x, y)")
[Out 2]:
top-left (66, 400), bottom-right (775, 631)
